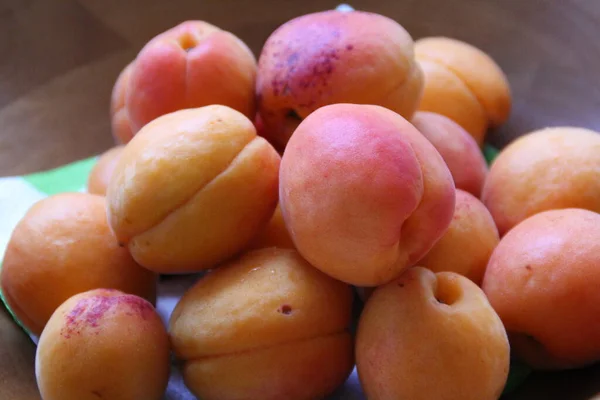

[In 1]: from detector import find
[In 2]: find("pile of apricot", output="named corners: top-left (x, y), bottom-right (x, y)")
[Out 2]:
top-left (2, 6), bottom-right (600, 400)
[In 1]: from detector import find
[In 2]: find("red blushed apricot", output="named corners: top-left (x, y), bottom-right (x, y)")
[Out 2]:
top-left (110, 62), bottom-right (134, 144)
top-left (482, 209), bottom-right (600, 370)
top-left (36, 289), bottom-right (170, 400)
top-left (280, 103), bottom-right (455, 287)
top-left (87, 145), bottom-right (124, 196)
top-left (482, 127), bottom-right (600, 235)
top-left (111, 21), bottom-right (257, 142)
top-left (418, 189), bottom-right (499, 285)
top-left (256, 9), bottom-right (423, 151)
top-left (0, 193), bottom-right (157, 336)
top-left (412, 111), bottom-right (488, 197)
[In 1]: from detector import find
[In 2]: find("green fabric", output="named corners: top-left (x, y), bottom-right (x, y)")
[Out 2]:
top-left (23, 157), bottom-right (97, 195)
top-left (0, 283), bottom-right (31, 335)
top-left (504, 359), bottom-right (532, 395)
top-left (484, 143), bottom-right (500, 165)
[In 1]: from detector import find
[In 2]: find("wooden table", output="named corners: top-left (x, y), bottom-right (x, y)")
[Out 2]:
top-left (1, 1), bottom-right (599, 399)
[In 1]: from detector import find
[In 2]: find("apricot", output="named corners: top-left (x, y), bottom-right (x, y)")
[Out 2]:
top-left (36, 289), bottom-right (170, 400)
top-left (412, 111), bottom-right (488, 196)
top-left (356, 267), bottom-right (510, 400)
top-left (169, 248), bottom-right (354, 400)
top-left (256, 9), bottom-right (423, 150)
top-left (111, 21), bottom-right (257, 142)
top-left (86, 145), bottom-right (124, 196)
top-left (481, 127), bottom-right (600, 235)
top-left (280, 103), bottom-right (455, 286)
top-left (418, 189), bottom-right (499, 285)
top-left (246, 204), bottom-right (295, 250)
top-left (0, 193), bottom-right (157, 336)
top-left (482, 209), bottom-right (600, 369)
top-left (110, 62), bottom-right (134, 144)
top-left (106, 105), bottom-right (280, 273)
top-left (415, 37), bottom-right (511, 145)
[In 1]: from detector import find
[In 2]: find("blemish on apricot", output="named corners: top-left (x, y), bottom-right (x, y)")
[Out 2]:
top-left (271, 78), bottom-right (282, 96)
top-left (287, 52), bottom-right (299, 66)
top-left (61, 294), bottom-right (153, 338)
top-left (278, 304), bottom-right (293, 315)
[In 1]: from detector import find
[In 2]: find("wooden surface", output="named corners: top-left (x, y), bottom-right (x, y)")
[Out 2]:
top-left (0, 0), bottom-right (599, 399)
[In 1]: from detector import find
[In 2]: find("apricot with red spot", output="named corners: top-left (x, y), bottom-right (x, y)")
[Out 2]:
top-left (169, 248), bottom-right (354, 400)
top-left (35, 289), bottom-right (170, 400)
top-left (256, 9), bottom-right (423, 150)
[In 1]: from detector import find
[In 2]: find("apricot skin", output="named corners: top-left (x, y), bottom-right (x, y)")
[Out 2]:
top-left (418, 189), bottom-right (499, 285)
top-left (35, 289), bottom-right (170, 400)
top-left (111, 63), bottom-right (134, 144)
top-left (356, 267), bottom-right (510, 400)
top-left (87, 145), bottom-right (124, 196)
top-left (256, 10), bottom-right (423, 150)
top-left (415, 37), bottom-right (511, 145)
top-left (111, 21), bottom-right (257, 143)
top-left (106, 105), bottom-right (280, 273)
top-left (412, 111), bottom-right (488, 197)
top-left (169, 248), bottom-right (354, 400)
top-left (482, 127), bottom-right (600, 235)
top-left (482, 209), bottom-right (600, 369)
top-left (279, 103), bottom-right (455, 287)
top-left (246, 204), bottom-right (295, 251)
top-left (0, 193), bottom-right (157, 336)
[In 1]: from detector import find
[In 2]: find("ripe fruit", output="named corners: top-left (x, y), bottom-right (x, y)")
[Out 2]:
top-left (169, 248), bottom-right (354, 400)
top-left (280, 103), bottom-right (454, 286)
top-left (35, 289), bottom-right (170, 400)
top-left (357, 267), bottom-right (510, 400)
top-left (483, 208), bottom-right (600, 369)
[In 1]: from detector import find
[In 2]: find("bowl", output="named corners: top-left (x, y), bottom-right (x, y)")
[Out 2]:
top-left (0, 1), bottom-right (599, 399)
